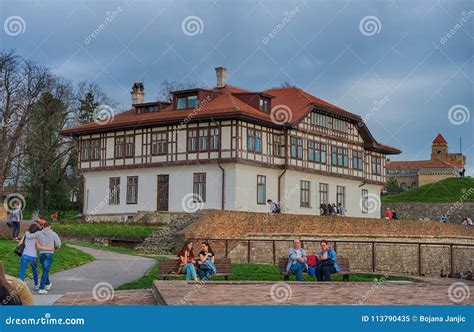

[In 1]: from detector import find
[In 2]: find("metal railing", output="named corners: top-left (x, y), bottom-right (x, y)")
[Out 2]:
top-left (187, 237), bottom-right (474, 276)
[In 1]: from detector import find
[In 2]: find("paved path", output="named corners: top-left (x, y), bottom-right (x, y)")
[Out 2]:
top-left (153, 280), bottom-right (474, 305)
top-left (27, 245), bottom-right (156, 305)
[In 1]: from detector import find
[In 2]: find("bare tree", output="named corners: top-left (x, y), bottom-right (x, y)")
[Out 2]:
top-left (0, 50), bottom-right (54, 196)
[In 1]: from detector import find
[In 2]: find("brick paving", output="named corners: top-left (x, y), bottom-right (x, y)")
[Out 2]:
top-left (55, 289), bottom-right (155, 305)
top-left (153, 280), bottom-right (474, 305)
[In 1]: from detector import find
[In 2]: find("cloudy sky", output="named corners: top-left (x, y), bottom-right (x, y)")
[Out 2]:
top-left (1, 0), bottom-right (473, 173)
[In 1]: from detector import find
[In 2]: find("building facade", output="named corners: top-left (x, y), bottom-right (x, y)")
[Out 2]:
top-left (386, 134), bottom-right (466, 189)
top-left (62, 67), bottom-right (400, 219)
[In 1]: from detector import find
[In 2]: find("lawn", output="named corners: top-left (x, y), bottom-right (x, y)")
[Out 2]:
top-left (382, 177), bottom-right (474, 202)
top-left (0, 240), bottom-right (94, 278)
top-left (117, 261), bottom-right (410, 290)
top-left (51, 222), bottom-right (161, 240)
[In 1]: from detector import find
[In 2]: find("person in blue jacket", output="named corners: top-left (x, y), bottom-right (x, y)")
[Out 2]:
top-left (316, 240), bottom-right (340, 281)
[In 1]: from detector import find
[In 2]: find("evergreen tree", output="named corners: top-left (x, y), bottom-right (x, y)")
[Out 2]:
top-left (78, 90), bottom-right (99, 124)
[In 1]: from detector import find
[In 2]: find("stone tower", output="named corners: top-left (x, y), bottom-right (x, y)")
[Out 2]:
top-left (431, 133), bottom-right (449, 161)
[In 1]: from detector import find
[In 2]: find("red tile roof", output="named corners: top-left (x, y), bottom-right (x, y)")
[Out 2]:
top-left (61, 84), bottom-right (400, 154)
top-left (432, 133), bottom-right (447, 144)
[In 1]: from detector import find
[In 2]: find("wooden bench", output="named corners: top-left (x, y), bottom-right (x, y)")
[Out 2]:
top-left (158, 258), bottom-right (232, 280)
top-left (279, 257), bottom-right (350, 282)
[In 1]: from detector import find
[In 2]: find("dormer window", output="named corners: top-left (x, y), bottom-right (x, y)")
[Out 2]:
top-left (259, 98), bottom-right (270, 112)
top-left (177, 95), bottom-right (198, 109)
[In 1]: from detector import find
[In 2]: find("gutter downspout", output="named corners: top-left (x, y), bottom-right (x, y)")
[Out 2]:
top-left (218, 163), bottom-right (225, 210)
top-left (278, 127), bottom-right (289, 204)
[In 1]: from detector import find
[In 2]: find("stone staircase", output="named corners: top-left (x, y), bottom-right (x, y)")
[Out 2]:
top-left (137, 211), bottom-right (203, 254)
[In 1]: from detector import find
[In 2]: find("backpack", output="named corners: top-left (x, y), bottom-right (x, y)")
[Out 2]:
top-left (306, 255), bottom-right (317, 267)
top-left (274, 203), bottom-right (281, 213)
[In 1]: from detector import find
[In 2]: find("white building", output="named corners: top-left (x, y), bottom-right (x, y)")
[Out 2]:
top-left (62, 67), bottom-right (400, 219)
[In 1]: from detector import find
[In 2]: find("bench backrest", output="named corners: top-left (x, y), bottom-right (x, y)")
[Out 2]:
top-left (158, 258), bottom-right (232, 275)
top-left (278, 256), bottom-right (350, 273)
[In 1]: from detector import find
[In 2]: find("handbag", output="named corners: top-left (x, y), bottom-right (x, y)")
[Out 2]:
top-left (6, 220), bottom-right (12, 227)
top-left (14, 237), bottom-right (25, 257)
top-left (320, 258), bottom-right (334, 267)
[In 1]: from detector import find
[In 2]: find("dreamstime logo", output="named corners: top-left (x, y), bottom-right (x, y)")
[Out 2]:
top-left (92, 282), bottom-right (114, 303)
top-left (181, 16), bottom-right (204, 36)
top-left (357, 96), bottom-right (389, 128)
top-left (262, 7), bottom-right (300, 44)
top-left (448, 282), bottom-right (470, 304)
top-left (270, 104), bottom-right (293, 125)
top-left (270, 282), bottom-right (292, 303)
top-left (3, 193), bottom-right (26, 212)
top-left (84, 7), bottom-right (122, 45)
top-left (440, 11), bottom-right (474, 45)
top-left (359, 193), bottom-right (380, 214)
top-left (181, 193), bottom-right (204, 213)
top-left (93, 105), bottom-right (115, 125)
top-left (448, 104), bottom-right (470, 125)
top-left (4, 16), bottom-right (26, 36)
top-left (359, 16), bottom-right (381, 36)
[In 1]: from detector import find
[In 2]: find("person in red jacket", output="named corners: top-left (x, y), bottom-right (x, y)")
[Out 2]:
top-left (385, 208), bottom-right (392, 219)
top-left (51, 212), bottom-right (58, 222)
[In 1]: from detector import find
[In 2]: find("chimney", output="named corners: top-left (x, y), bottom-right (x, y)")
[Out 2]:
top-left (215, 66), bottom-right (227, 88)
top-left (131, 82), bottom-right (145, 105)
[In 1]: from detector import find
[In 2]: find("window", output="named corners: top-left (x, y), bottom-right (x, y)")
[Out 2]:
top-left (247, 129), bottom-right (262, 153)
top-left (199, 128), bottom-right (209, 151)
top-left (332, 118), bottom-right (348, 132)
top-left (331, 146), bottom-right (348, 167)
top-left (81, 140), bottom-right (90, 161)
top-left (372, 156), bottom-right (382, 175)
top-left (125, 136), bottom-right (134, 157)
top-left (126, 176), bottom-right (138, 204)
top-left (187, 127), bottom-right (219, 153)
top-left (81, 139), bottom-right (100, 161)
top-left (273, 135), bottom-right (283, 157)
top-left (115, 137), bottom-right (124, 158)
top-left (319, 183), bottom-right (328, 205)
top-left (115, 135), bottom-right (134, 158)
top-left (309, 112), bottom-right (328, 127)
top-left (352, 150), bottom-right (364, 170)
top-left (91, 139), bottom-right (100, 160)
top-left (361, 189), bottom-right (368, 214)
top-left (193, 173), bottom-right (206, 202)
top-left (307, 141), bottom-right (327, 164)
top-left (290, 136), bottom-right (303, 160)
top-left (151, 132), bottom-right (168, 155)
top-left (336, 186), bottom-right (345, 207)
top-left (257, 175), bottom-right (266, 204)
top-left (300, 180), bottom-right (310, 207)
top-left (109, 177), bottom-right (120, 205)
top-left (177, 95), bottom-right (198, 109)
top-left (210, 128), bottom-right (220, 151)
top-left (259, 98), bottom-right (270, 112)
top-left (187, 129), bottom-right (198, 152)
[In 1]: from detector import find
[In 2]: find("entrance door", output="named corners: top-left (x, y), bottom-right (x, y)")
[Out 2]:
top-left (157, 174), bottom-right (169, 211)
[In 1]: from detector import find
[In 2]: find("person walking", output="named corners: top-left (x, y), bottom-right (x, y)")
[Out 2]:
top-left (8, 202), bottom-right (23, 240)
top-left (385, 208), bottom-right (392, 219)
top-left (25, 222), bottom-right (61, 294)
top-left (391, 208), bottom-right (399, 220)
top-left (18, 224), bottom-right (52, 290)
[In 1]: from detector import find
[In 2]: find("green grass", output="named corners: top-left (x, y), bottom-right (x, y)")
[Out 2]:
top-left (51, 222), bottom-right (161, 240)
top-left (117, 261), bottom-right (410, 290)
top-left (382, 177), bottom-right (474, 202)
top-left (66, 240), bottom-right (159, 257)
top-left (0, 240), bottom-right (94, 278)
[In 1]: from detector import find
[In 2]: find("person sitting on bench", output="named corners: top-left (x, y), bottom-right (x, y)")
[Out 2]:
top-left (316, 240), bottom-right (340, 281)
top-left (286, 239), bottom-right (307, 281)
top-left (178, 240), bottom-right (198, 281)
top-left (197, 241), bottom-right (217, 280)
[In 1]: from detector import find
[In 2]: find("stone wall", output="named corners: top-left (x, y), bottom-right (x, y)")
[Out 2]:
top-left (381, 201), bottom-right (474, 224)
top-left (179, 210), bottom-right (474, 277)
